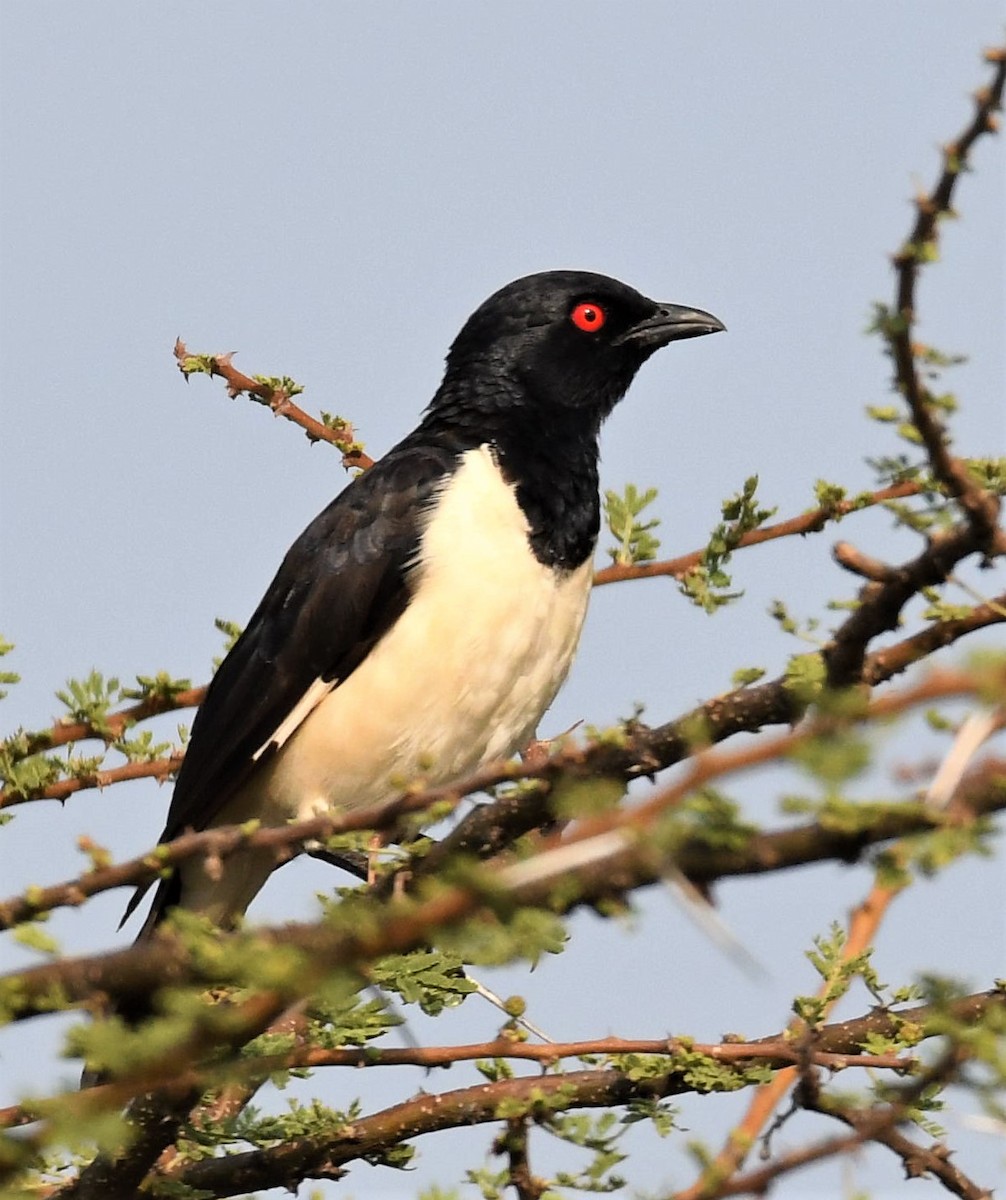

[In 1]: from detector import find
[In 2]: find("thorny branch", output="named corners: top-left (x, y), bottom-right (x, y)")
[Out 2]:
top-left (592, 479), bottom-right (924, 586)
top-left (710, 1049), bottom-right (991, 1200)
top-left (1, 667), bottom-right (1001, 935)
top-left (799, 1047), bottom-right (991, 1200)
top-left (823, 48), bottom-right (1006, 689)
top-left (173, 337), bottom-right (375, 469)
top-left (83, 992), bottom-right (1006, 1199)
top-left (888, 48), bottom-right (1006, 547)
top-left (3, 749), bottom-right (1002, 932)
top-left (0, 994), bottom-right (988, 1195)
top-left (0, 1043), bottom-right (914, 1134)
top-left (3, 753), bottom-right (1003, 931)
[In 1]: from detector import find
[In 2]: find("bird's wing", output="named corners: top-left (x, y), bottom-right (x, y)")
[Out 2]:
top-left (157, 442), bottom-right (456, 841)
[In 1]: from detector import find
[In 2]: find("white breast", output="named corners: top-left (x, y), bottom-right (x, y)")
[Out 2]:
top-left (250, 444), bottom-right (593, 824)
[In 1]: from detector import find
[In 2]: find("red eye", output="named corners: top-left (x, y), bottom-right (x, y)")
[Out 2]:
top-left (570, 302), bottom-right (606, 333)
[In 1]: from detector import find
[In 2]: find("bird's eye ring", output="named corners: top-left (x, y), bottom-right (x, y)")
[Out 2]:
top-left (570, 302), bottom-right (606, 333)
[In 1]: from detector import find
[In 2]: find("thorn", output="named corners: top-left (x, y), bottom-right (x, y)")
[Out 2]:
top-left (925, 709), bottom-right (1002, 809)
top-left (663, 866), bottom-right (768, 981)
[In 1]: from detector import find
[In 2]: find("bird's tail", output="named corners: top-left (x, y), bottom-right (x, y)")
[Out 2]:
top-left (78, 875), bottom-right (182, 1087)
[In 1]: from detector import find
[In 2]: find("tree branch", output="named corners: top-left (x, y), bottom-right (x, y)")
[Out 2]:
top-left (887, 48), bottom-right (1006, 550)
top-left (5, 751), bottom-right (1002, 931)
top-left (173, 338), bottom-right (374, 469)
top-left (152, 991), bottom-right (1004, 1199)
top-left (2, 674), bottom-right (1000, 1027)
top-left (593, 480), bottom-right (924, 587)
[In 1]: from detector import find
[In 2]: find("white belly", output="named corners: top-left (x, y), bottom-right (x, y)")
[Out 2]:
top-left (250, 445), bottom-right (592, 823)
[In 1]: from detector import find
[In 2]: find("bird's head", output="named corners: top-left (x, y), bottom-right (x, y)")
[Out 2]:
top-left (436, 270), bottom-right (724, 423)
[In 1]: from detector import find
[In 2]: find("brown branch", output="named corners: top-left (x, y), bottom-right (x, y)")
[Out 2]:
top-left (14, 988), bottom-right (999, 1196)
top-left (864, 1127), bottom-right (992, 1199)
top-left (158, 1068), bottom-right (698, 1197)
top-left (174, 338), bottom-right (374, 469)
top-left (496, 1118), bottom-right (545, 1200)
top-left (623, 666), bottom-right (987, 833)
top-left (712, 1103), bottom-right (992, 1200)
top-left (2, 706), bottom-right (1001, 1031)
top-left (4, 670), bottom-right (1001, 934)
top-left (707, 1126), bottom-right (883, 1197)
top-left (168, 1039), bottom-right (916, 1097)
top-left (825, 516), bottom-right (1003, 689)
top-left (593, 480), bottom-right (924, 586)
top-left (3, 751), bottom-right (996, 931)
top-left (821, 46), bottom-right (1006, 690)
top-left (888, 49), bottom-right (1006, 550)
top-left (833, 540), bottom-right (902, 583)
top-left (150, 991), bottom-right (1003, 1198)
top-left (677, 1039), bottom-right (993, 1199)
top-left (802, 1048), bottom-right (991, 1200)
top-left (10, 686), bottom-right (206, 761)
top-left (0, 1042), bottom-right (916, 1135)
top-left (863, 592), bottom-right (1006, 683)
top-left (0, 804), bottom-right (404, 929)
top-left (671, 725), bottom-right (975, 1200)
top-left (0, 754), bottom-right (183, 812)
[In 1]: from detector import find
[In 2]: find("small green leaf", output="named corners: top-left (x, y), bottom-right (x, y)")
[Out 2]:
top-left (604, 484), bottom-right (661, 565)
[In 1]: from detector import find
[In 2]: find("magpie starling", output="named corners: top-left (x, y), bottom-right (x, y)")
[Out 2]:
top-left (127, 270), bottom-right (723, 937)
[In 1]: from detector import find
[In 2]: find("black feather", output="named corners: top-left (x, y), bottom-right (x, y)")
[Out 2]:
top-left (122, 440), bottom-right (459, 928)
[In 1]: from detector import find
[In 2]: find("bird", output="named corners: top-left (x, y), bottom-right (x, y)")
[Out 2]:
top-left (126, 270), bottom-right (724, 938)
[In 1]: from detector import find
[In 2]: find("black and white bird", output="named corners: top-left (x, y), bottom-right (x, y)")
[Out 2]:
top-left (128, 270), bottom-right (724, 938)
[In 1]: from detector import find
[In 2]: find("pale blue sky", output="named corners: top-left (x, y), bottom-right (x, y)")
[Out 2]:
top-left (1, 5), bottom-right (1004, 1197)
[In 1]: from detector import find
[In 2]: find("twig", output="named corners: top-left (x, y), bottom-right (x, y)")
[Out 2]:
top-left (862, 591), bottom-right (1006, 683)
top-left (0, 754), bottom-right (184, 811)
top-left (800, 1047), bottom-right (992, 1200)
top-left (824, 520), bottom-right (1002, 689)
top-left (823, 47), bottom-right (1006, 690)
top-left (10, 686), bottom-right (206, 760)
top-left (147, 991), bottom-right (1004, 1198)
top-left (887, 49), bottom-right (1006, 549)
top-left (496, 1117), bottom-right (545, 1200)
top-left (593, 481), bottom-right (924, 586)
top-left (173, 338), bottom-right (374, 470)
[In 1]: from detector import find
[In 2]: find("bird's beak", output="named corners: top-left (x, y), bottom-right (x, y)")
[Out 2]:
top-left (615, 303), bottom-right (726, 348)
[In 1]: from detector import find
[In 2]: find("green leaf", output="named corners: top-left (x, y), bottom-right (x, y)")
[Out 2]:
top-left (679, 477), bottom-right (776, 613)
top-left (0, 637), bottom-right (19, 701)
top-left (55, 670), bottom-right (122, 735)
top-left (604, 483), bottom-right (661, 565)
top-left (250, 373), bottom-right (305, 398)
top-left (12, 921), bottom-right (60, 956)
